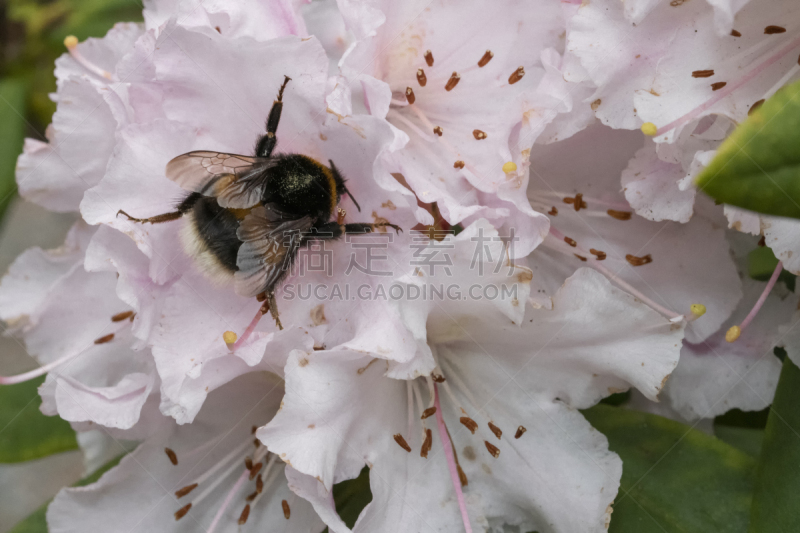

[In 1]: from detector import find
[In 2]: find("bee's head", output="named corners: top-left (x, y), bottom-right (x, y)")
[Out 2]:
top-left (328, 159), bottom-right (360, 212)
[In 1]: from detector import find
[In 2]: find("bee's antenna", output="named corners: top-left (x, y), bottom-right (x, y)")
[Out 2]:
top-left (347, 188), bottom-right (361, 213)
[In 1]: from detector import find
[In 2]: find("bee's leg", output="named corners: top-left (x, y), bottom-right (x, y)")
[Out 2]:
top-left (311, 219), bottom-right (402, 239)
top-left (116, 193), bottom-right (200, 224)
top-left (255, 75), bottom-right (292, 158)
top-left (257, 291), bottom-right (283, 330)
top-left (343, 222), bottom-right (403, 235)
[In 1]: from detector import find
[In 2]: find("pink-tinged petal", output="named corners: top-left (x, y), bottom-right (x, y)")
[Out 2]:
top-left (762, 216), bottom-right (800, 275)
top-left (724, 205), bottom-right (761, 235)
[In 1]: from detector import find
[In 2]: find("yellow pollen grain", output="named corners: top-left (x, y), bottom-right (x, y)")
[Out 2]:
top-left (725, 325), bottom-right (741, 343)
top-left (502, 161), bottom-right (517, 174)
top-left (641, 122), bottom-right (658, 136)
top-left (64, 35), bottom-right (79, 49)
top-left (223, 331), bottom-right (238, 345)
top-left (690, 304), bottom-right (707, 317)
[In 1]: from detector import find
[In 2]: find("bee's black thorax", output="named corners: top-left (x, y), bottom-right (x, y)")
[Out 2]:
top-left (261, 154), bottom-right (338, 221)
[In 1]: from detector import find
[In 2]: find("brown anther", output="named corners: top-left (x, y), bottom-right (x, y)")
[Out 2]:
top-left (626, 254), bottom-right (653, 266)
top-left (433, 126), bottom-right (443, 136)
top-left (574, 254), bottom-right (587, 262)
top-left (454, 160), bottom-right (465, 169)
top-left (111, 310), bottom-right (134, 322)
top-left (282, 499), bottom-right (291, 519)
top-left (238, 504), bottom-right (251, 525)
top-left (765, 25), bottom-right (786, 34)
top-left (174, 503), bottom-right (191, 520)
top-left (457, 465), bottom-right (468, 486)
top-left (691, 69), bottom-right (715, 78)
top-left (405, 87), bottom-right (415, 105)
top-left (488, 422), bottom-right (502, 440)
top-left (590, 249), bottom-right (607, 260)
top-left (607, 209), bottom-right (632, 220)
top-left (731, 29), bottom-right (742, 37)
top-left (420, 428), bottom-right (433, 458)
top-left (256, 473), bottom-right (264, 493)
top-left (431, 373), bottom-right (446, 383)
top-left (246, 490), bottom-right (258, 502)
top-left (445, 72), bottom-right (461, 91)
top-left (749, 99), bottom-right (765, 115)
top-left (514, 425), bottom-right (527, 439)
top-left (421, 407), bottom-right (437, 419)
top-left (394, 433), bottom-right (412, 452)
top-left (564, 236), bottom-right (577, 247)
top-left (484, 440), bottom-right (500, 458)
top-left (424, 49), bottom-right (434, 67)
top-left (416, 69), bottom-right (427, 87)
top-left (249, 462), bottom-right (263, 480)
top-left (251, 425), bottom-right (258, 434)
top-left (563, 195), bottom-right (587, 210)
top-left (253, 438), bottom-right (260, 447)
top-left (548, 207), bottom-right (558, 216)
top-left (175, 483), bottom-right (198, 498)
top-left (758, 236), bottom-right (766, 247)
top-left (478, 50), bottom-right (494, 67)
top-left (508, 66), bottom-right (525, 85)
top-left (472, 129), bottom-right (487, 140)
top-left (460, 416), bottom-right (478, 434)
top-left (245, 457), bottom-right (253, 470)
top-left (337, 207), bottom-right (346, 225)
top-left (260, 302), bottom-right (270, 315)
top-left (165, 448), bottom-right (178, 465)
top-left (94, 333), bottom-right (114, 344)
top-left (711, 82), bottom-right (727, 91)
top-left (256, 292), bottom-right (267, 302)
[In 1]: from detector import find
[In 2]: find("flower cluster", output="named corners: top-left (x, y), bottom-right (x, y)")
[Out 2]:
top-left (1, 0), bottom-right (797, 532)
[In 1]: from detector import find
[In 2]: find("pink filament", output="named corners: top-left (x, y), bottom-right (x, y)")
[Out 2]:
top-left (232, 307), bottom-right (263, 351)
top-left (656, 34), bottom-right (800, 137)
top-left (433, 384), bottom-right (473, 533)
top-left (206, 468), bottom-right (249, 533)
top-left (740, 260), bottom-right (783, 332)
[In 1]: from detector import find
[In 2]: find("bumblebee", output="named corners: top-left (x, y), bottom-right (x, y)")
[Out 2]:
top-left (118, 76), bottom-right (400, 329)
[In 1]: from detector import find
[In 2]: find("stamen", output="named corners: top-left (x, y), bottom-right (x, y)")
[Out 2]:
top-left (256, 473), bottom-right (264, 493)
top-left (502, 161), bottom-right (517, 173)
top-left (514, 426), bottom-right (527, 439)
top-left (206, 469), bottom-right (249, 533)
top-left (94, 333), bottom-right (114, 344)
top-left (175, 483), bottom-right (198, 498)
top-left (454, 160), bottom-right (465, 169)
top-left (625, 254), bottom-right (653, 266)
top-left (223, 331), bottom-right (237, 350)
top-left (406, 87), bottom-right (415, 105)
top-left (111, 311), bottom-right (134, 322)
top-left (589, 248), bottom-right (607, 260)
top-left (508, 67), bottom-right (525, 84)
top-left (165, 448), bottom-right (178, 465)
top-left (711, 81), bottom-right (728, 91)
top-left (692, 69), bottom-right (715, 78)
top-left (749, 99), bottom-right (766, 115)
top-left (727, 261), bottom-right (783, 343)
top-left (445, 72), bottom-right (461, 91)
top-left (424, 49), bottom-right (434, 67)
top-left (472, 129), bottom-right (487, 140)
top-left (484, 441), bottom-right (501, 458)
top-left (574, 254), bottom-right (588, 262)
top-left (764, 25), bottom-right (786, 34)
top-left (431, 373), bottom-right (446, 383)
top-left (64, 35), bottom-right (116, 81)
top-left (641, 122), bottom-right (659, 136)
top-left (420, 428), bottom-right (433, 458)
top-left (607, 209), bottom-right (632, 220)
top-left (564, 236), bottom-right (577, 247)
top-left (174, 503), bottom-right (191, 521)
top-left (460, 417), bottom-right (478, 433)
top-left (249, 461), bottom-right (263, 480)
top-left (238, 504), bottom-right (251, 525)
top-left (548, 207), bottom-right (558, 216)
top-left (0, 348), bottom-right (86, 385)
top-left (394, 433), bottom-right (412, 452)
top-left (282, 499), bottom-right (291, 519)
top-left (417, 69), bottom-right (427, 87)
top-left (488, 422), bottom-right (502, 440)
top-left (421, 407), bottom-right (437, 419)
top-left (230, 306), bottom-right (264, 351)
top-left (478, 50), bottom-right (493, 67)
top-left (690, 303), bottom-right (707, 318)
top-left (433, 126), bottom-right (443, 136)
top-left (433, 384), bottom-right (473, 533)
top-left (731, 30), bottom-right (742, 37)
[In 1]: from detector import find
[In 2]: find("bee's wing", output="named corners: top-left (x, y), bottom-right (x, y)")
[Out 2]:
top-left (234, 205), bottom-right (314, 298)
top-left (165, 151), bottom-right (277, 209)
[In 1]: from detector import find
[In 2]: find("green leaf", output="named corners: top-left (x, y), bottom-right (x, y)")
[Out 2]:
top-left (9, 453), bottom-right (125, 533)
top-left (583, 405), bottom-right (756, 533)
top-left (714, 425), bottom-right (764, 458)
top-left (748, 357), bottom-right (800, 532)
top-left (0, 376), bottom-right (78, 463)
top-left (747, 246), bottom-right (796, 291)
top-left (695, 79), bottom-right (800, 219)
top-left (333, 466), bottom-right (372, 528)
top-left (0, 78), bottom-right (27, 219)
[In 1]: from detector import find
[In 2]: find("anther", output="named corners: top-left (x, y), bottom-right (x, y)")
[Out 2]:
top-left (251, 425), bottom-right (258, 434)
top-left (711, 82), bottom-right (727, 91)
top-left (421, 407), bottom-right (437, 419)
top-left (626, 254), bottom-right (653, 266)
top-left (690, 304), bottom-right (707, 317)
top-left (394, 433), bottom-right (412, 452)
top-left (337, 207), bottom-right (346, 225)
top-left (238, 504), bottom-right (250, 525)
top-left (223, 331), bottom-right (237, 350)
top-left (244, 457), bottom-right (253, 470)
top-left (175, 483), bottom-right (198, 498)
top-left (431, 373), bottom-right (446, 383)
top-left (488, 422), bottom-right (502, 440)
top-left (282, 499), bottom-right (291, 519)
top-left (765, 25), bottom-right (786, 34)
top-left (726, 325), bottom-right (742, 342)
top-left (458, 465), bottom-right (468, 487)
top-left (64, 35), bottom-right (78, 49)
top-left (445, 72), bottom-right (461, 91)
top-left (111, 311), bottom-right (134, 322)
top-left (460, 416), bottom-right (478, 434)
top-left (424, 49), bottom-right (434, 67)
top-left (590, 249), bottom-right (607, 260)
top-left (256, 292), bottom-right (267, 302)
top-left (406, 87), bottom-right (415, 105)
top-left (256, 473), bottom-right (264, 493)
top-left (563, 193), bottom-right (587, 211)
top-left (453, 160), bottom-right (465, 169)
top-left (94, 333), bottom-right (114, 344)
top-left (165, 448), bottom-right (178, 465)
top-left (478, 50), bottom-right (494, 67)
top-left (433, 126), bottom-right (443, 136)
top-left (472, 129), bottom-right (487, 140)
top-left (564, 236), bottom-right (577, 247)
top-left (502, 161), bottom-right (517, 173)
top-left (641, 122), bottom-right (658, 136)
top-left (420, 428), bottom-right (433, 458)
top-left (174, 503), bottom-right (192, 521)
top-left (607, 209), bottom-right (632, 220)
top-left (508, 67), bottom-right (525, 84)
top-left (692, 70), bottom-right (715, 78)
top-left (758, 236), bottom-right (766, 247)
top-left (749, 99), bottom-right (766, 115)
top-left (731, 29), bottom-right (742, 37)
top-left (249, 462), bottom-right (263, 480)
top-left (484, 441), bottom-right (500, 458)
top-left (514, 426), bottom-right (527, 439)
top-left (246, 490), bottom-right (258, 502)
top-left (548, 207), bottom-right (558, 216)
top-left (416, 69), bottom-right (427, 87)
top-left (574, 254), bottom-right (587, 262)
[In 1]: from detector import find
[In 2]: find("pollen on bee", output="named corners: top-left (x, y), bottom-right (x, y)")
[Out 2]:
top-left (641, 122), bottom-right (658, 136)
top-left (508, 67), bottom-right (525, 84)
top-left (478, 50), bottom-right (494, 67)
top-left (223, 331), bottom-right (238, 349)
top-left (445, 72), bottom-right (461, 91)
top-left (502, 161), bottom-right (517, 174)
top-left (405, 87), bottom-right (415, 104)
top-left (417, 69), bottom-right (428, 87)
top-left (64, 35), bottom-right (79, 49)
top-left (690, 304), bottom-right (707, 317)
top-left (726, 325), bottom-right (742, 342)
